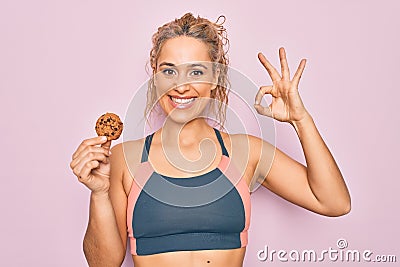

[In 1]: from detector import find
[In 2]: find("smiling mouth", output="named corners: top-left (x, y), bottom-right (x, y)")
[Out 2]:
top-left (169, 96), bottom-right (197, 104)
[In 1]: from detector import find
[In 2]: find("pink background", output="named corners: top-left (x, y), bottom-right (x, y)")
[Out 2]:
top-left (1, 0), bottom-right (399, 266)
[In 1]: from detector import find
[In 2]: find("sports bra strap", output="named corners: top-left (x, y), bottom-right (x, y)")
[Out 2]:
top-left (140, 133), bottom-right (154, 163)
top-left (213, 128), bottom-right (229, 157)
top-left (140, 128), bottom-right (229, 163)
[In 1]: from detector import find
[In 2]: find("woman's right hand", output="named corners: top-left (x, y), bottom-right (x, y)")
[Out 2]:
top-left (70, 136), bottom-right (112, 195)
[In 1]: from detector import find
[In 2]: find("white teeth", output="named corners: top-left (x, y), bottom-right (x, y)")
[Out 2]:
top-left (171, 97), bottom-right (196, 104)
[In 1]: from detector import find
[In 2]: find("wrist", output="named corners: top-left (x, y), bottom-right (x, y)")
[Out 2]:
top-left (290, 112), bottom-right (314, 132)
top-left (91, 191), bottom-right (110, 201)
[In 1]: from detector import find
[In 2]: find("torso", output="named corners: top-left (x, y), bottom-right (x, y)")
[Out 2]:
top-left (120, 128), bottom-right (259, 267)
top-left (132, 247), bottom-right (246, 267)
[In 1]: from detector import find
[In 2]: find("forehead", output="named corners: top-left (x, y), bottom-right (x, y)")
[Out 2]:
top-left (157, 36), bottom-right (211, 67)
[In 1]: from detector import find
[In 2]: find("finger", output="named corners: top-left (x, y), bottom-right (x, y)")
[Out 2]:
top-left (255, 86), bottom-right (273, 105)
top-left (78, 160), bottom-right (100, 182)
top-left (101, 140), bottom-right (112, 150)
top-left (71, 145), bottom-right (111, 169)
top-left (279, 47), bottom-right (290, 81)
top-left (70, 146), bottom-right (111, 170)
top-left (254, 104), bottom-right (273, 118)
top-left (258, 52), bottom-right (281, 82)
top-left (72, 136), bottom-right (108, 160)
top-left (292, 59), bottom-right (307, 85)
top-left (73, 152), bottom-right (108, 177)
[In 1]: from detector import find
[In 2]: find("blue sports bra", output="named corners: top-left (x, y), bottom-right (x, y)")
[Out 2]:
top-left (126, 128), bottom-right (251, 256)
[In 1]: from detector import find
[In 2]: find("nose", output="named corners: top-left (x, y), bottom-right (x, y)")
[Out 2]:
top-left (173, 69), bottom-right (194, 93)
top-left (173, 82), bottom-right (190, 94)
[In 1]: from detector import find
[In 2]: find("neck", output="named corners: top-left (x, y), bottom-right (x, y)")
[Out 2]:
top-left (157, 118), bottom-right (217, 173)
top-left (161, 118), bottom-right (212, 144)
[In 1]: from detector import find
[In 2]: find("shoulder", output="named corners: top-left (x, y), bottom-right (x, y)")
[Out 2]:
top-left (110, 139), bottom-right (145, 166)
top-left (109, 138), bottom-right (146, 194)
top-left (221, 132), bottom-right (274, 155)
top-left (223, 132), bottom-right (275, 183)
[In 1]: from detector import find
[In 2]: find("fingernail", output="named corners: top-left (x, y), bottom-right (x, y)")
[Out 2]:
top-left (108, 150), bottom-right (112, 155)
top-left (101, 136), bottom-right (107, 141)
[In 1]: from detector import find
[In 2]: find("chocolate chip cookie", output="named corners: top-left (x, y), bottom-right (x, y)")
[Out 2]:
top-left (95, 112), bottom-right (123, 140)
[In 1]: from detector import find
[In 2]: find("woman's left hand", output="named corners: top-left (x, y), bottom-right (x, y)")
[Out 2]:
top-left (254, 47), bottom-right (309, 124)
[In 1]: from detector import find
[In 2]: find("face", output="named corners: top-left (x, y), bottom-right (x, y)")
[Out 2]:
top-left (153, 36), bottom-right (218, 124)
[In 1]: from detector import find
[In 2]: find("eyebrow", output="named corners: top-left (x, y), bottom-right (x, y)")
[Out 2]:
top-left (158, 62), bottom-right (208, 69)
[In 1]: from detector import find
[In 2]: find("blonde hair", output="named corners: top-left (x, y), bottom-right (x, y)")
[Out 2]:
top-left (145, 12), bottom-right (230, 126)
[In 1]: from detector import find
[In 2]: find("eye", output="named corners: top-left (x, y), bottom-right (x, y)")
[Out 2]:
top-left (162, 69), bottom-right (176, 76)
top-left (190, 70), bottom-right (204, 76)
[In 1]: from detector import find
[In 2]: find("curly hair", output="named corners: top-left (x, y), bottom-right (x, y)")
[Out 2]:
top-left (145, 12), bottom-right (230, 126)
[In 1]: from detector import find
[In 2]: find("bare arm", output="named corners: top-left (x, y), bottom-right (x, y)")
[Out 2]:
top-left (70, 138), bottom-right (127, 266)
top-left (254, 47), bottom-right (351, 216)
top-left (256, 114), bottom-right (351, 217)
top-left (83, 143), bottom-right (128, 266)
top-left (83, 192), bottom-right (126, 266)
top-left (294, 113), bottom-right (350, 214)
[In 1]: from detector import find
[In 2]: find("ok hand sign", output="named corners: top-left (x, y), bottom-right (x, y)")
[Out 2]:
top-left (254, 47), bottom-right (309, 125)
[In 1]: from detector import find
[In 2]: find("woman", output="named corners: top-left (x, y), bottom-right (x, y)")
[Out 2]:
top-left (70, 13), bottom-right (351, 267)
